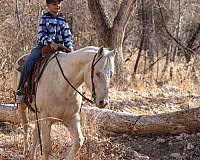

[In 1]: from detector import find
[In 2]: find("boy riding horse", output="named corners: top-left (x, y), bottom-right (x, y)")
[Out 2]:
top-left (16, 0), bottom-right (73, 103)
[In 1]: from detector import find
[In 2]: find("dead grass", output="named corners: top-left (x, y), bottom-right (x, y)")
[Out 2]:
top-left (1, 52), bottom-right (200, 159)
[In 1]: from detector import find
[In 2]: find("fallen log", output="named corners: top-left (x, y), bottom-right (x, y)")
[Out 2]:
top-left (83, 106), bottom-right (200, 135)
top-left (1, 104), bottom-right (200, 135)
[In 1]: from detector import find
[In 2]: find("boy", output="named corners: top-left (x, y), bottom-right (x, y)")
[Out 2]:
top-left (16, 0), bottom-right (73, 103)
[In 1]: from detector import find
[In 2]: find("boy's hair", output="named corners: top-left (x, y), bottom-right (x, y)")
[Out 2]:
top-left (46, 0), bottom-right (63, 4)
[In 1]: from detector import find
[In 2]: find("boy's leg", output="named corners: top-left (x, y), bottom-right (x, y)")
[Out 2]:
top-left (16, 45), bottom-right (43, 103)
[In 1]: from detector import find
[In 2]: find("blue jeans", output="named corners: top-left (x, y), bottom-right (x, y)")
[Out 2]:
top-left (17, 44), bottom-right (43, 92)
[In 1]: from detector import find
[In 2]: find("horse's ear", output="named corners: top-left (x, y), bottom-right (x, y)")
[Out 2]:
top-left (97, 46), bottom-right (104, 56)
top-left (110, 50), bottom-right (116, 57)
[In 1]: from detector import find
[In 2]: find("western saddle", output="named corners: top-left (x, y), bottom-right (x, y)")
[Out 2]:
top-left (16, 44), bottom-right (70, 107)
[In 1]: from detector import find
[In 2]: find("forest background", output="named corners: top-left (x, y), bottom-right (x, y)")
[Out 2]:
top-left (1, 0), bottom-right (200, 102)
top-left (1, 0), bottom-right (200, 159)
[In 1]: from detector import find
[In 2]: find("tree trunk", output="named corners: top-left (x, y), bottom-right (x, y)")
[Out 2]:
top-left (1, 104), bottom-right (200, 135)
top-left (187, 24), bottom-right (200, 51)
top-left (82, 106), bottom-right (200, 135)
top-left (87, 0), bottom-right (136, 80)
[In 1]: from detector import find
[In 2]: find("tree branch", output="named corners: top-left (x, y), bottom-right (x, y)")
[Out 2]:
top-left (87, 0), bottom-right (112, 44)
top-left (113, 0), bottom-right (136, 28)
top-left (187, 24), bottom-right (200, 49)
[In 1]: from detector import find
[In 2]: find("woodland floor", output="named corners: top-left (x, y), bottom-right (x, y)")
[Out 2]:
top-left (1, 83), bottom-right (200, 159)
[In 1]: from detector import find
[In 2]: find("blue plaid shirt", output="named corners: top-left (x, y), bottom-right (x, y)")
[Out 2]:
top-left (37, 12), bottom-right (73, 49)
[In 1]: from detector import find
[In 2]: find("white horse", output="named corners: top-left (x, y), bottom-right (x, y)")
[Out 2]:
top-left (13, 46), bottom-right (115, 160)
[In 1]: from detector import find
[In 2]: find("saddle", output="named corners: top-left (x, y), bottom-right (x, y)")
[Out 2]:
top-left (16, 45), bottom-right (70, 105)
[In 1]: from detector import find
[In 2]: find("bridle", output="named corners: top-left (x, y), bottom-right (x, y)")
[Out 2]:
top-left (55, 49), bottom-right (104, 104)
top-left (91, 49), bottom-right (104, 101)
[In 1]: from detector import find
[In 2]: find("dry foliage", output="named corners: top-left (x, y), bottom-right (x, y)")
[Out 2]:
top-left (1, 0), bottom-right (200, 159)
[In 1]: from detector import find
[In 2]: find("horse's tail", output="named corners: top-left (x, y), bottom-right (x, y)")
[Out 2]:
top-left (11, 64), bottom-right (20, 91)
top-left (11, 53), bottom-right (30, 90)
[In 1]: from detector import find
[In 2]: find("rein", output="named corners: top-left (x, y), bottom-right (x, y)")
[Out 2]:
top-left (55, 51), bottom-right (103, 104)
top-left (34, 50), bottom-right (103, 156)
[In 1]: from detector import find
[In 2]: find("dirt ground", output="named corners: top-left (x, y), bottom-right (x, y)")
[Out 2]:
top-left (1, 84), bottom-right (200, 160)
top-left (1, 123), bottom-right (200, 160)
top-left (83, 131), bottom-right (200, 160)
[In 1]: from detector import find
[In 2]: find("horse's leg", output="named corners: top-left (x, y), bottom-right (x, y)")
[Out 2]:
top-left (64, 114), bottom-right (84, 160)
top-left (17, 104), bottom-right (29, 157)
top-left (40, 119), bottom-right (52, 160)
top-left (30, 124), bottom-right (39, 159)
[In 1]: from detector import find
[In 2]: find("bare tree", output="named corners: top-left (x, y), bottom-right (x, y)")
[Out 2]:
top-left (87, 0), bottom-right (136, 80)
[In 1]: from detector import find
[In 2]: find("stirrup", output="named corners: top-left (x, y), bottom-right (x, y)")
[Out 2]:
top-left (16, 94), bottom-right (25, 104)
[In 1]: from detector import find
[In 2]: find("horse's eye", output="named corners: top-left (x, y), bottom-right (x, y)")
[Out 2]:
top-left (110, 71), bottom-right (113, 78)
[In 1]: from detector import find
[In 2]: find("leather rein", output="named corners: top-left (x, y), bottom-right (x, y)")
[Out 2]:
top-left (33, 50), bottom-right (104, 156)
top-left (55, 50), bottom-right (104, 104)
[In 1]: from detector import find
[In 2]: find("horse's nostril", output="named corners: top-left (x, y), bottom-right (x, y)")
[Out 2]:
top-left (99, 100), bottom-right (108, 108)
top-left (99, 100), bottom-right (104, 105)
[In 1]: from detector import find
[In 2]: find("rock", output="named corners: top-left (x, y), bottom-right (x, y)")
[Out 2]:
top-left (122, 134), bottom-right (128, 138)
top-left (176, 133), bottom-right (189, 140)
top-left (197, 133), bottom-right (200, 136)
top-left (156, 138), bottom-right (166, 143)
top-left (168, 141), bottom-right (173, 145)
top-left (170, 153), bottom-right (181, 159)
top-left (138, 145), bottom-right (142, 149)
top-left (187, 143), bottom-right (194, 150)
top-left (133, 151), bottom-right (150, 160)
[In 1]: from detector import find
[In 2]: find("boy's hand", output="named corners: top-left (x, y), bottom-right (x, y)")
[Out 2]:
top-left (50, 42), bottom-right (59, 50)
top-left (65, 48), bottom-right (73, 53)
top-left (69, 48), bottom-right (74, 52)
top-left (57, 44), bottom-right (73, 53)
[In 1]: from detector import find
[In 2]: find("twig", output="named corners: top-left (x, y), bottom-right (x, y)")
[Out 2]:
top-left (155, 0), bottom-right (195, 60)
top-left (132, 0), bottom-right (145, 77)
top-left (15, 0), bottom-right (21, 29)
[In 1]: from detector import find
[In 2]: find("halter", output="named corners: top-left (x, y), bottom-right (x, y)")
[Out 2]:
top-left (91, 49), bottom-right (104, 101)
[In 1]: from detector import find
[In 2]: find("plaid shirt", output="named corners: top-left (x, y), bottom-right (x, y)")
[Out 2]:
top-left (37, 12), bottom-right (73, 49)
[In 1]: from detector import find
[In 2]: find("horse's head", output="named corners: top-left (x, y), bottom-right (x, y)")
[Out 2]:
top-left (84, 47), bottom-right (115, 108)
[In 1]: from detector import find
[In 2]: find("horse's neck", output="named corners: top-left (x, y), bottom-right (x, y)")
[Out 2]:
top-left (61, 48), bottom-right (98, 69)
top-left (69, 48), bottom-right (98, 65)
top-left (58, 48), bottom-right (97, 88)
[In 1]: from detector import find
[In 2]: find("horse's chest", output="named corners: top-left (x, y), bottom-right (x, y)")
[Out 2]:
top-left (49, 94), bottom-right (81, 117)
